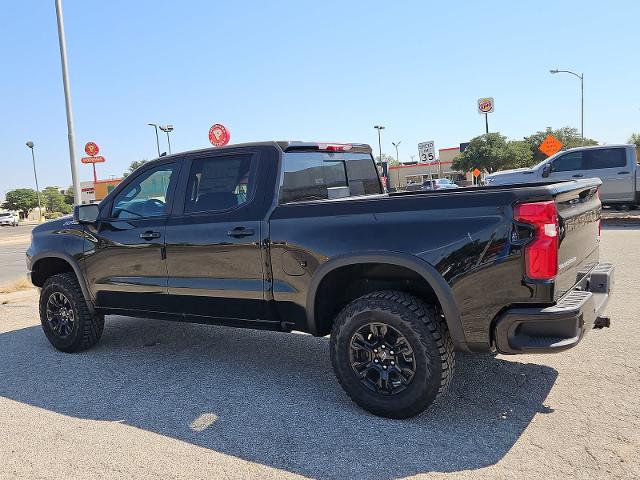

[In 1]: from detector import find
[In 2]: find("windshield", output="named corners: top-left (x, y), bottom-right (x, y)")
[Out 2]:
top-left (0, 213), bottom-right (11, 217)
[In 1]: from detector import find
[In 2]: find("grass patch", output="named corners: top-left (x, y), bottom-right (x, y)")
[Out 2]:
top-left (0, 277), bottom-right (34, 294)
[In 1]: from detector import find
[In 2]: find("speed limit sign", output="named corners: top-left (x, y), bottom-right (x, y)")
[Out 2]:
top-left (418, 141), bottom-right (436, 164)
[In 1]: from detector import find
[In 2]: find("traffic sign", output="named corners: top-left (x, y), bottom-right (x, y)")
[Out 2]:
top-left (81, 156), bottom-right (106, 164)
top-left (84, 142), bottom-right (99, 156)
top-left (472, 168), bottom-right (481, 178)
top-left (477, 97), bottom-right (494, 114)
top-left (209, 124), bottom-right (230, 147)
top-left (539, 134), bottom-right (563, 157)
top-left (418, 141), bottom-right (437, 164)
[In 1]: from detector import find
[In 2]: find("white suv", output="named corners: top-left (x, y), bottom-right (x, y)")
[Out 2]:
top-left (0, 212), bottom-right (19, 227)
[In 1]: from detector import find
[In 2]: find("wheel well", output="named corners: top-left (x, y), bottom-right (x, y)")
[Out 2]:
top-left (30, 257), bottom-right (75, 287)
top-left (314, 263), bottom-right (442, 336)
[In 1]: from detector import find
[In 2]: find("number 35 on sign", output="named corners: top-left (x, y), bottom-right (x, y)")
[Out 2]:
top-left (418, 141), bottom-right (436, 164)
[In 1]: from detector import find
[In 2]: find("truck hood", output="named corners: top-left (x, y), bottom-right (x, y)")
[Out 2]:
top-left (485, 167), bottom-right (536, 185)
top-left (32, 215), bottom-right (74, 234)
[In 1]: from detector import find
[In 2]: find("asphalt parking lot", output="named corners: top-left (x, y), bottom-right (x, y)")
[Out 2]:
top-left (0, 226), bottom-right (638, 479)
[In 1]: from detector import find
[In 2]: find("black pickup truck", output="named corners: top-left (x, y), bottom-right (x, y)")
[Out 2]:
top-left (27, 141), bottom-right (613, 418)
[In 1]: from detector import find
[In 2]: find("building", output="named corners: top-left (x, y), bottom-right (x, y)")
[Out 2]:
top-left (80, 178), bottom-right (123, 204)
top-left (388, 147), bottom-right (475, 190)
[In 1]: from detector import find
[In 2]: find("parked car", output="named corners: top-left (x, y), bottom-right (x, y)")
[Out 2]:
top-left (485, 144), bottom-right (639, 206)
top-left (421, 178), bottom-right (459, 191)
top-left (27, 141), bottom-right (613, 418)
top-left (0, 212), bottom-right (19, 227)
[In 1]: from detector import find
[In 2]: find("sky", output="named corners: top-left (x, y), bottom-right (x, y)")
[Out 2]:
top-left (1, 0), bottom-right (639, 198)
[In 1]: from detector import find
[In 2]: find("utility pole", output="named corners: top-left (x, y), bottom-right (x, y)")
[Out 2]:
top-left (55, 0), bottom-right (81, 205)
top-left (25, 142), bottom-right (43, 221)
top-left (392, 141), bottom-right (401, 190)
top-left (374, 125), bottom-right (385, 162)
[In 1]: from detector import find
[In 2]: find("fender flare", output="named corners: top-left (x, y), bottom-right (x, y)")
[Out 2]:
top-left (305, 251), bottom-right (468, 350)
top-left (30, 251), bottom-right (96, 314)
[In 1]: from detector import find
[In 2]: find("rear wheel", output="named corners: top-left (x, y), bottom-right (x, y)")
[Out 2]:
top-left (330, 290), bottom-right (455, 419)
top-left (39, 273), bottom-right (104, 352)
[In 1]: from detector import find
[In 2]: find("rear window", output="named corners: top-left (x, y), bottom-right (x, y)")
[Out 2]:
top-left (280, 152), bottom-right (382, 203)
top-left (585, 148), bottom-right (626, 170)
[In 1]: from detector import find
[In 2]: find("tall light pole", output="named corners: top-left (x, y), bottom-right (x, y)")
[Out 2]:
top-left (25, 142), bottom-right (43, 221)
top-left (374, 125), bottom-right (385, 162)
top-left (392, 140), bottom-right (402, 189)
top-left (550, 69), bottom-right (584, 144)
top-left (55, 0), bottom-right (81, 205)
top-left (148, 123), bottom-right (161, 157)
top-left (159, 124), bottom-right (174, 154)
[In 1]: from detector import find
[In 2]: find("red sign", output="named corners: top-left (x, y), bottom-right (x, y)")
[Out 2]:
top-left (81, 156), bottom-right (106, 164)
top-left (472, 168), bottom-right (481, 178)
top-left (84, 142), bottom-right (100, 156)
top-left (208, 124), bottom-right (230, 147)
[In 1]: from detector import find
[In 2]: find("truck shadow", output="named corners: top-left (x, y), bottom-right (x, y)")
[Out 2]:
top-left (0, 317), bottom-right (558, 479)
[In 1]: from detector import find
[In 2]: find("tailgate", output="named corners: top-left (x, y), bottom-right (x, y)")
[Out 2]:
top-left (554, 181), bottom-right (601, 299)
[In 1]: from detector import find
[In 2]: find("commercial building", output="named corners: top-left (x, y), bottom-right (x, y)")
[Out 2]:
top-left (388, 147), bottom-right (476, 190)
top-left (80, 178), bottom-right (123, 204)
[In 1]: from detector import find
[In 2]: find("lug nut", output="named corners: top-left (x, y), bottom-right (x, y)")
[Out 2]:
top-left (374, 359), bottom-right (379, 363)
top-left (373, 349), bottom-right (378, 353)
top-left (390, 361), bottom-right (395, 366)
top-left (381, 345), bottom-right (385, 349)
top-left (390, 350), bottom-right (394, 355)
top-left (383, 365), bottom-right (387, 370)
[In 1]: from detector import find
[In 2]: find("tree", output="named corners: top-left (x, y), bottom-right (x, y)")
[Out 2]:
top-left (63, 186), bottom-right (74, 206)
top-left (42, 186), bottom-right (71, 215)
top-left (524, 127), bottom-right (598, 164)
top-left (3, 188), bottom-right (38, 218)
top-left (503, 140), bottom-right (535, 169)
top-left (452, 133), bottom-right (514, 174)
top-left (628, 133), bottom-right (640, 150)
top-left (123, 159), bottom-right (149, 177)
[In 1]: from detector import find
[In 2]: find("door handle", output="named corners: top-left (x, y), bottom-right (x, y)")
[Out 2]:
top-left (572, 174), bottom-right (584, 178)
top-left (139, 231), bottom-right (161, 240)
top-left (618, 171), bottom-right (630, 174)
top-left (227, 226), bottom-right (255, 238)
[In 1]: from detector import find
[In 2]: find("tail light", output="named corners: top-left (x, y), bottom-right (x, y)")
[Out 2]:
top-left (514, 201), bottom-right (558, 279)
top-left (317, 143), bottom-right (352, 152)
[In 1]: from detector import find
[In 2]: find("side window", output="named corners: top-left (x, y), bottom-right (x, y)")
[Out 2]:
top-left (586, 148), bottom-right (626, 170)
top-left (112, 164), bottom-right (175, 219)
top-left (553, 152), bottom-right (583, 172)
top-left (280, 152), bottom-right (382, 203)
top-left (184, 153), bottom-right (255, 213)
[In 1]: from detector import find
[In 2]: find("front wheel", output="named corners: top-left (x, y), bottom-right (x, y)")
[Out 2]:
top-left (39, 272), bottom-right (104, 353)
top-left (330, 291), bottom-right (455, 419)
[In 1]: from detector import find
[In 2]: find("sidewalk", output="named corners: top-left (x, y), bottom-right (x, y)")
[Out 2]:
top-left (602, 207), bottom-right (640, 225)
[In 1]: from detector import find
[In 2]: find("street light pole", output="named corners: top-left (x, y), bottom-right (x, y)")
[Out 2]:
top-left (148, 123), bottom-right (161, 157)
top-left (54, 0), bottom-right (81, 205)
top-left (392, 141), bottom-right (401, 189)
top-left (26, 142), bottom-right (43, 221)
top-left (374, 125), bottom-right (385, 162)
top-left (159, 124), bottom-right (174, 155)
top-left (550, 69), bottom-right (584, 144)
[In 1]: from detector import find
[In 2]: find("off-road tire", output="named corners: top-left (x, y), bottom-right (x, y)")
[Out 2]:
top-left (330, 290), bottom-right (455, 419)
top-left (39, 272), bottom-right (104, 353)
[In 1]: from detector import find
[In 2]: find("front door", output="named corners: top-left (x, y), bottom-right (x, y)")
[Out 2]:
top-left (164, 151), bottom-right (270, 323)
top-left (548, 151), bottom-right (585, 183)
top-left (83, 161), bottom-right (179, 312)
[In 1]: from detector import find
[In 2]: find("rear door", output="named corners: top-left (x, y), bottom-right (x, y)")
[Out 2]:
top-left (584, 147), bottom-right (634, 202)
top-left (163, 149), bottom-right (275, 323)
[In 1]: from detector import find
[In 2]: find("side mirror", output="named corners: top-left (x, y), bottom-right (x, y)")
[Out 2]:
top-left (73, 204), bottom-right (99, 224)
top-left (541, 163), bottom-right (553, 178)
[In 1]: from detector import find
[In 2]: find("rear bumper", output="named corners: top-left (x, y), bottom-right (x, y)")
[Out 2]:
top-left (494, 262), bottom-right (614, 354)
